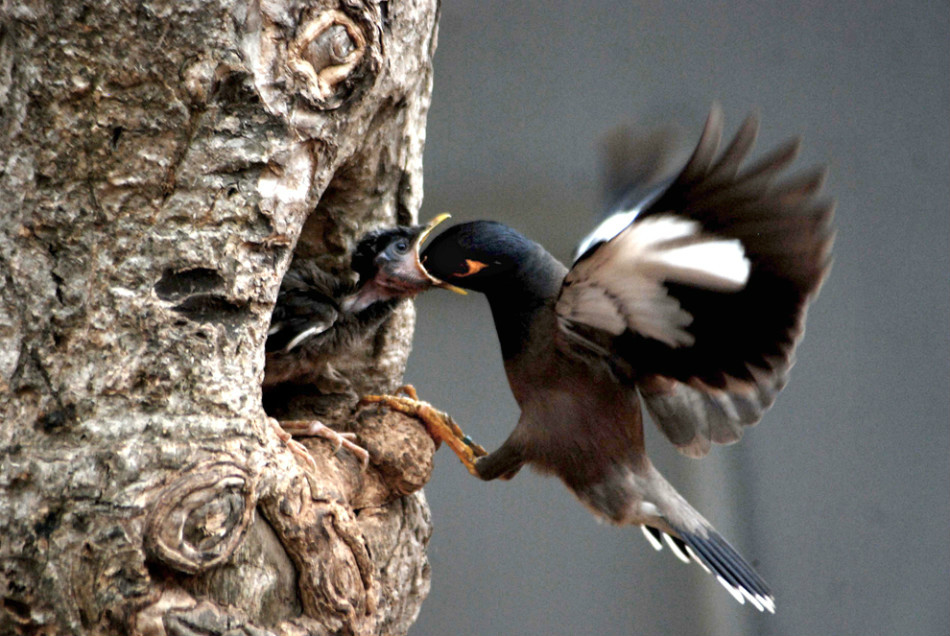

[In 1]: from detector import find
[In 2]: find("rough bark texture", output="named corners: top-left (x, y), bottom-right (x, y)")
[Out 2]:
top-left (0, 1), bottom-right (440, 634)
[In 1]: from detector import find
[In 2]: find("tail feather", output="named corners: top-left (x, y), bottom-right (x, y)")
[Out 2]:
top-left (640, 523), bottom-right (775, 613)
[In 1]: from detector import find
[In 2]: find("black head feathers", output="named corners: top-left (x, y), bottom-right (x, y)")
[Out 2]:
top-left (421, 221), bottom-right (540, 291)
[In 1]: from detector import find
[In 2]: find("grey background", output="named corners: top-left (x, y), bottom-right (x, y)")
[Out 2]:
top-left (403, 2), bottom-right (949, 635)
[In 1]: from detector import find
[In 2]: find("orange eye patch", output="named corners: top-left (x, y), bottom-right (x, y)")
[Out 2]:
top-left (456, 259), bottom-right (488, 277)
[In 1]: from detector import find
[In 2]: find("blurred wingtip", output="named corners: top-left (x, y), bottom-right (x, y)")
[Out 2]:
top-left (598, 121), bottom-right (682, 214)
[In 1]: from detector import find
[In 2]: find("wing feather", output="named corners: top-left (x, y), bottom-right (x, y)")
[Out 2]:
top-left (265, 261), bottom-right (342, 354)
top-left (559, 215), bottom-right (750, 348)
top-left (556, 106), bottom-right (833, 456)
top-left (677, 104), bottom-right (724, 185)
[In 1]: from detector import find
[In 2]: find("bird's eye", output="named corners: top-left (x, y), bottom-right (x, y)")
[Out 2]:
top-left (392, 240), bottom-right (410, 255)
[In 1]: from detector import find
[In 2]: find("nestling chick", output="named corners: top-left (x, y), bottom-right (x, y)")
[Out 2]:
top-left (264, 214), bottom-right (458, 464)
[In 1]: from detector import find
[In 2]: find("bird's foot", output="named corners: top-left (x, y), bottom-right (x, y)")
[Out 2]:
top-left (270, 419), bottom-right (321, 473)
top-left (359, 385), bottom-right (487, 477)
top-left (280, 420), bottom-right (370, 469)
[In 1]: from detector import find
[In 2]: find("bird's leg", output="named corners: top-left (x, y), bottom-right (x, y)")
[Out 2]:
top-left (279, 420), bottom-right (370, 469)
top-left (469, 437), bottom-right (525, 481)
top-left (359, 385), bottom-right (487, 477)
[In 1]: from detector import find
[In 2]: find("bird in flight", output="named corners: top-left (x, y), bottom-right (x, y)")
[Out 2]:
top-left (365, 105), bottom-right (834, 612)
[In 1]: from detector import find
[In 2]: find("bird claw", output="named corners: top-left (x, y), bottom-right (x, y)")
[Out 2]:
top-left (279, 420), bottom-right (371, 470)
top-left (359, 384), bottom-right (487, 477)
top-left (271, 419), bottom-right (322, 473)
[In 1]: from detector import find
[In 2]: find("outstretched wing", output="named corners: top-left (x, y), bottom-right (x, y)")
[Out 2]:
top-left (556, 105), bottom-right (834, 457)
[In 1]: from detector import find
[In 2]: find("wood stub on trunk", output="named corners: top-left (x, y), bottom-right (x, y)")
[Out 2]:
top-left (0, 0), bottom-right (441, 634)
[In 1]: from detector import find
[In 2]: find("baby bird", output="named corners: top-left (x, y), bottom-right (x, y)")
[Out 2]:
top-left (265, 214), bottom-right (457, 465)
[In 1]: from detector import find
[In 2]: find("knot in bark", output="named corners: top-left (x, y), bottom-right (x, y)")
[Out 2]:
top-left (145, 461), bottom-right (258, 575)
top-left (288, 9), bottom-right (377, 110)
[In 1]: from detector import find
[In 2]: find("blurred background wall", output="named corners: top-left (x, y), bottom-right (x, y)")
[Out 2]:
top-left (403, 2), bottom-right (949, 635)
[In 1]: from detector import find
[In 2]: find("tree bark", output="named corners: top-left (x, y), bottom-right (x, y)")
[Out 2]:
top-left (0, 1), bottom-right (440, 634)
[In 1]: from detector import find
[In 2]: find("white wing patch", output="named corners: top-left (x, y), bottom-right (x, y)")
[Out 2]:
top-left (558, 215), bottom-right (750, 348)
top-left (648, 238), bottom-right (750, 290)
top-left (573, 208), bottom-right (640, 262)
top-left (573, 184), bottom-right (666, 262)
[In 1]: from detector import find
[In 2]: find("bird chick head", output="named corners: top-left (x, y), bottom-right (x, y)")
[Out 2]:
top-left (344, 214), bottom-right (463, 312)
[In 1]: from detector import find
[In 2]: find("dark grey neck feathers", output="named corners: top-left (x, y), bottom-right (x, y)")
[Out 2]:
top-left (484, 242), bottom-right (567, 360)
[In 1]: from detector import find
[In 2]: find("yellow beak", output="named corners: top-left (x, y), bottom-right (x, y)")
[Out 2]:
top-left (413, 213), bottom-right (467, 295)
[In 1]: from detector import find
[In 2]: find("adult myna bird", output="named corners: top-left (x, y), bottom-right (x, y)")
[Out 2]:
top-left (367, 106), bottom-right (833, 611)
top-left (264, 214), bottom-right (457, 465)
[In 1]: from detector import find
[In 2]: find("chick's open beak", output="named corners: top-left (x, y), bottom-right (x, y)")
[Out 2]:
top-left (370, 213), bottom-right (466, 298)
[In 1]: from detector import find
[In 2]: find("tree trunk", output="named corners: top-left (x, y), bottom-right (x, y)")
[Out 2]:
top-left (0, 1), bottom-right (440, 634)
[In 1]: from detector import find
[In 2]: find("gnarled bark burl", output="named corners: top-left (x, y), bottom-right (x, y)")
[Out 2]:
top-left (0, 1), bottom-right (440, 634)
